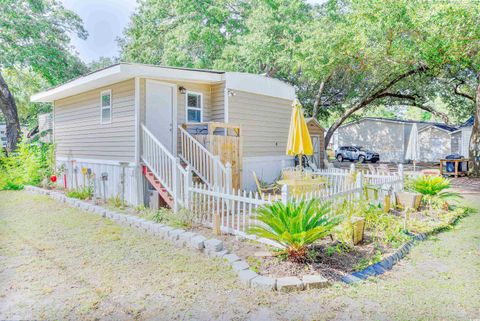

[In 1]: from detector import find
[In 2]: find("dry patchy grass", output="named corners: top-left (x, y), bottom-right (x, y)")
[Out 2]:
top-left (0, 191), bottom-right (479, 320)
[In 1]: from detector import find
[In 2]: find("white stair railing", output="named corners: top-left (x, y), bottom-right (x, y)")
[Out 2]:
top-left (141, 123), bottom-right (187, 210)
top-left (178, 125), bottom-right (231, 191)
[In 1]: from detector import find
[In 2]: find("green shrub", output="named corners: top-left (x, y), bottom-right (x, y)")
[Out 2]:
top-left (66, 186), bottom-right (93, 200)
top-left (0, 140), bottom-right (54, 190)
top-left (107, 195), bottom-right (123, 208)
top-left (334, 199), bottom-right (409, 248)
top-left (407, 175), bottom-right (461, 209)
top-left (139, 207), bottom-right (196, 229)
top-left (249, 199), bottom-right (342, 263)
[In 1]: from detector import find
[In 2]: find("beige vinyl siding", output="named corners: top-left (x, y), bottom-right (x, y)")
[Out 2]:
top-left (228, 90), bottom-right (291, 157)
top-left (176, 81), bottom-right (212, 124)
top-left (54, 79), bottom-right (135, 162)
top-left (211, 83), bottom-right (225, 122)
top-left (140, 78), bottom-right (220, 152)
top-left (140, 79), bottom-right (215, 125)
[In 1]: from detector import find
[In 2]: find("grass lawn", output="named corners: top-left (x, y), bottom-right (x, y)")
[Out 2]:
top-left (1, 190), bottom-right (479, 320)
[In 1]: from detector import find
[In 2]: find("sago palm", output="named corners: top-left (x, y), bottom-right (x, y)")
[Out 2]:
top-left (409, 175), bottom-right (461, 209)
top-left (249, 199), bottom-right (342, 263)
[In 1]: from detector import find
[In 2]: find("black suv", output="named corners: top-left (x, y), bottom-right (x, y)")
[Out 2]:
top-left (335, 146), bottom-right (380, 163)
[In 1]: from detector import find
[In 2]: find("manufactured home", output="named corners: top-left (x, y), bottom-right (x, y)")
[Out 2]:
top-left (31, 63), bottom-right (296, 206)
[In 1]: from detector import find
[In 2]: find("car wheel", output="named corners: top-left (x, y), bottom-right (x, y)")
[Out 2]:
top-left (336, 154), bottom-right (344, 162)
top-left (371, 160), bottom-right (377, 163)
top-left (358, 155), bottom-right (365, 163)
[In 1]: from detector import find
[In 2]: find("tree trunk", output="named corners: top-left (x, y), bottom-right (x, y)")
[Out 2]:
top-left (0, 71), bottom-right (21, 154)
top-left (469, 76), bottom-right (480, 176)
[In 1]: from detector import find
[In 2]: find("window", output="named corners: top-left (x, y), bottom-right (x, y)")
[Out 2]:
top-left (100, 90), bottom-right (112, 124)
top-left (186, 92), bottom-right (202, 123)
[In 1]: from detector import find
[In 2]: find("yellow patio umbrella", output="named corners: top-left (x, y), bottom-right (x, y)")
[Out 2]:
top-left (286, 99), bottom-right (313, 169)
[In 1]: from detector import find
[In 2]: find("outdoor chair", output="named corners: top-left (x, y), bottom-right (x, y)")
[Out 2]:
top-left (252, 171), bottom-right (280, 200)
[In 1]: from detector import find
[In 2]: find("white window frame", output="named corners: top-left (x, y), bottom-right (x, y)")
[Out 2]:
top-left (185, 91), bottom-right (203, 124)
top-left (100, 89), bottom-right (112, 124)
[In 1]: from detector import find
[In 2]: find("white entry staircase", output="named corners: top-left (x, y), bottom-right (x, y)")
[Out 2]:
top-left (141, 123), bottom-right (231, 211)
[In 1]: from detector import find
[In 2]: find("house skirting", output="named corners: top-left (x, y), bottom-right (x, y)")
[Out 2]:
top-left (56, 157), bottom-right (142, 205)
top-left (242, 155), bottom-right (294, 191)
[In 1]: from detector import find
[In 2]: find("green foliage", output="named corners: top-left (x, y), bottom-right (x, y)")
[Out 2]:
top-left (120, 0), bottom-right (247, 68)
top-left (407, 175), bottom-right (461, 209)
top-left (408, 206), bottom-right (473, 234)
top-left (65, 186), bottom-right (94, 200)
top-left (107, 195), bottom-right (124, 209)
top-left (249, 199), bottom-right (342, 262)
top-left (1, 67), bottom-right (51, 129)
top-left (0, 141), bottom-right (54, 190)
top-left (334, 199), bottom-right (410, 248)
top-left (0, 0), bottom-right (88, 84)
top-left (139, 207), bottom-right (197, 229)
top-left (353, 250), bottom-right (382, 271)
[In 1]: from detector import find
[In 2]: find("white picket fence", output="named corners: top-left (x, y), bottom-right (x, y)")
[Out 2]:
top-left (185, 163), bottom-right (404, 239)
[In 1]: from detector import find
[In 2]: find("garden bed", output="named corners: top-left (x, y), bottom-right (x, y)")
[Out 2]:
top-left (188, 204), bottom-right (470, 283)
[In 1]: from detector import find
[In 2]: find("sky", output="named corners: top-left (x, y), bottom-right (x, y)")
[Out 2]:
top-left (62, 0), bottom-right (324, 63)
top-left (61, 0), bottom-right (138, 63)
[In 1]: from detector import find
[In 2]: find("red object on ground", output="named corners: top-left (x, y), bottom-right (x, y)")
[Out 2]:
top-left (50, 175), bottom-right (57, 183)
top-left (63, 174), bottom-right (67, 189)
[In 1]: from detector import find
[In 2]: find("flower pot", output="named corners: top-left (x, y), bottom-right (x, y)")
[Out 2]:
top-left (396, 192), bottom-right (422, 210)
top-left (351, 216), bottom-right (365, 245)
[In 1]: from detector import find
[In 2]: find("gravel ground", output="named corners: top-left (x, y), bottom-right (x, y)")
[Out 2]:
top-left (1, 190), bottom-right (479, 320)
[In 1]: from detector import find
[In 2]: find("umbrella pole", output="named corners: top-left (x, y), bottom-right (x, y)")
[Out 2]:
top-left (299, 154), bottom-right (303, 171)
top-left (413, 160), bottom-right (416, 172)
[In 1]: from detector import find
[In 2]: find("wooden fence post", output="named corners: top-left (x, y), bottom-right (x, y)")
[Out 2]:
top-left (350, 163), bottom-right (356, 174)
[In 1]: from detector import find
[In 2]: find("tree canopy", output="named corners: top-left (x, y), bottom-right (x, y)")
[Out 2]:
top-left (0, 0), bottom-right (88, 152)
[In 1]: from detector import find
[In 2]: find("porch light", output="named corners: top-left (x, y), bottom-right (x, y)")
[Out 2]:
top-left (179, 86), bottom-right (187, 94)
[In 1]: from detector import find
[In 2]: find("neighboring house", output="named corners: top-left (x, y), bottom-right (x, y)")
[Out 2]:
top-left (333, 117), bottom-right (459, 162)
top-left (0, 123), bottom-right (6, 148)
top-left (31, 63), bottom-right (296, 205)
top-left (450, 116), bottom-right (473, 157)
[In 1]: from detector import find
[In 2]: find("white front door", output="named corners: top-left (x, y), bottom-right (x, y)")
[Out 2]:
top-left (145, 80), bottom-right (175, 152)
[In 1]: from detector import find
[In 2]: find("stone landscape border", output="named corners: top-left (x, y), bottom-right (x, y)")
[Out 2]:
top-left (25, 186), bottom-right (331, 292)
top-left (341, 210), bottom-right (470, 284)
top-left (24, 186), bottom-right (467, 292)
